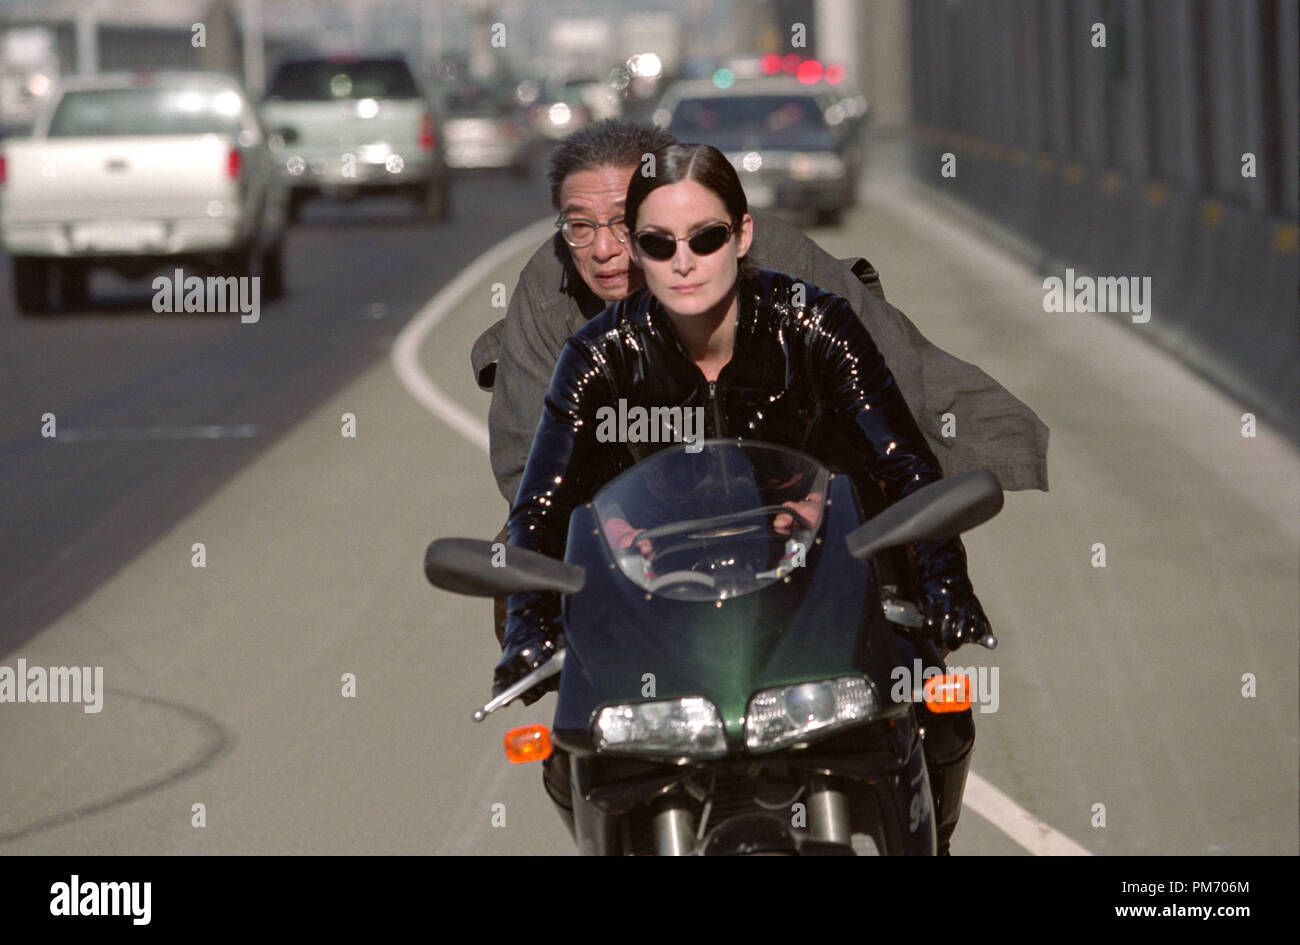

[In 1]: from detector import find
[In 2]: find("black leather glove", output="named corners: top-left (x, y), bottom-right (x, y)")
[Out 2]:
top-left (493, 597), bottom-right (563, 705)
top-left (918, 575), bottom-right (994, 650)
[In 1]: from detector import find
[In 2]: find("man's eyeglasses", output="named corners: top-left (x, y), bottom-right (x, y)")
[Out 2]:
top-left (556, 215), bottom-right (629, 248)
top-left (633, 222), bottom-right (736, 261)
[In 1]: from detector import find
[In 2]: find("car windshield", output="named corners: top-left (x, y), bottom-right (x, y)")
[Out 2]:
top-left (444, 85), bottom-right (516, 117)
top-left (668, 93), bottom-right (834, 150)
top-left (47, 86), bottom-right (245, 137)
top-left (266, 59), bottom-right (420, 101)
top-left (593, 441), bottom-right (830, 602)
top-left (537, 81), bottom-right (586, 106)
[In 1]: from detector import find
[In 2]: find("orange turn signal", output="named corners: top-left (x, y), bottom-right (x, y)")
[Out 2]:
top-left (923, 674), bottom-right (972, 713)
top-left (504, 725), bottom-right (553, 763)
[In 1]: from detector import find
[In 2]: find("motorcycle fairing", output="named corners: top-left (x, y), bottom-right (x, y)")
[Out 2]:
top-left (552, 473), bottom-right (910, 754)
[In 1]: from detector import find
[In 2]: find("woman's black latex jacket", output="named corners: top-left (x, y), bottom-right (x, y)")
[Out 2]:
top-left (500, 269), bottom-right (987, 687)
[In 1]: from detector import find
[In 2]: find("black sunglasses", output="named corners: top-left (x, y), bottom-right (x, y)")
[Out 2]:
top-left (633, 222), bottom-right (736, 261)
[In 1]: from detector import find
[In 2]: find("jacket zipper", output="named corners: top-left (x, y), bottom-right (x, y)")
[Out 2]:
top-left (708, 380), bottom-right (724, 437)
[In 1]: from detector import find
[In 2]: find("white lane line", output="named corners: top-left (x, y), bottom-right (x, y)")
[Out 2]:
top-left (964, 774), bottom-right (1091, 855)
top-left (391, 218), bottom-right (556, 453)
top-left (56, 424), bottom-right (260, 442)
top-left (394, 220), bottom-right (1092, 857)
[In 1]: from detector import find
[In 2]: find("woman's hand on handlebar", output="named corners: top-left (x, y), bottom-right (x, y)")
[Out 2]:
top-left (494, 619), bottom-right (563, 705)
top-left (918, 575), bottom-right (995, 650)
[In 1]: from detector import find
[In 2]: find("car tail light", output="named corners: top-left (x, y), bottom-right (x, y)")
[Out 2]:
top-left (227, 147), bottom-right (242, 179)
top-left (0, 154), bottom-right (6, 185)
top-left (418, 112), bottom-right (435, 151)
top-left (796, 59), bottom-right (824, 84)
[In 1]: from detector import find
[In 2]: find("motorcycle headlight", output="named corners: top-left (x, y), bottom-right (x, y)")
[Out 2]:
top-left (593, 697), bottom-right (727, 758)
top-left (745, 676), bottom-right (877, 751)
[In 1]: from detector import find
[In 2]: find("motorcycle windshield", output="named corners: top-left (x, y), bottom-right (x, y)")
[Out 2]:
top-left (592, 441), bottom-right (830, 602)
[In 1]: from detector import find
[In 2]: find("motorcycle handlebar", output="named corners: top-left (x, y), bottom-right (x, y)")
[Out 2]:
top-left (881, 597), bottom-right (998, 650)
top-left (472, 649), bottom-right (567, 722)
top-left (882, 596), bottom-right (925, 628)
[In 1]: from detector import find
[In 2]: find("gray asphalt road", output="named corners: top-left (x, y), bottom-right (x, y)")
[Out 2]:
top-left (1, 139), bottom-right (1295, 856)
top-left (0, 156), bottom-right (550, 653)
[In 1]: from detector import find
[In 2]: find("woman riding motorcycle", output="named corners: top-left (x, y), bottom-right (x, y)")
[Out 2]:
top-left (496, 143), bottom-right (991, 852)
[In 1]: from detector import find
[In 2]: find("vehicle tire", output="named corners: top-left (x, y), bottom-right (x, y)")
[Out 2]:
top-left (13, 257), bottom-right (51, 315)
top-left (421, 177), bottom-right (449, 221)
top-left (815, 207), bottom-right (844, 227)
top-left (213, 244), bottom-right (271, 320)
top-left (55, 260), bottom-right (89, 310)
top-left (223, 244), bottom-right (255, 279)
top-left (260, 243), bottom-right (285, 301)
top-left (287, 189), bottom-right (308, 224)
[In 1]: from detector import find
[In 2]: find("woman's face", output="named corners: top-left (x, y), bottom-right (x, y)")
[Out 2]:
top-left (630, 179), bottom-right (753, 321)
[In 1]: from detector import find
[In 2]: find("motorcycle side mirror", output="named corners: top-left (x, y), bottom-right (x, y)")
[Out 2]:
top-left (424, 538), bottom-right (586, 598)
top-left (845, 469), bottom-right (1004, 560)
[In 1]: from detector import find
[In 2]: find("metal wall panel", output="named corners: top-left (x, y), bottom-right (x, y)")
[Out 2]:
top-left (1076, 0), bottom-right (1107, 164)
top-left (1206, 0), bottom-right (1253, 201)
top-left (1044, 0), bottom-right (1074, 153)
top-left (1018, 0), bottom-right (1046, 151)
top-left (1146, 1), bottom-right (1203, 191)
top-left (1238, 0), bottom-right (1268, 211)
top-left (1116, 0), bottom-right (1149, 177)
top-left (996, 0), bottom-right (1020, 143)
top-left (1275, 0), bottom-right (1299, 214)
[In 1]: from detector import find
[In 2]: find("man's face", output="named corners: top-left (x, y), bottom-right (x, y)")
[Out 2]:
top-left (557, 164), bottom-right (645, 303)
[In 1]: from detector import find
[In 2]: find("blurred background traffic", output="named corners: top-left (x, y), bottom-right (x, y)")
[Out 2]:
top-left (1, 1), bottom-right (1293, 434)
top-left (0, 0), bottom-right (887, 310)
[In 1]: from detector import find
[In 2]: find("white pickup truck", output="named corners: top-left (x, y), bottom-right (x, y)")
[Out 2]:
top-left (0, 71), bottom-right (287, 314)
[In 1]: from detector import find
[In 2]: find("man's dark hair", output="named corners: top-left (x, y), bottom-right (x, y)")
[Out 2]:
top-left (625, 142), bottom-right (757, 279)
top-left (547, 118), bottom-right (676, 209)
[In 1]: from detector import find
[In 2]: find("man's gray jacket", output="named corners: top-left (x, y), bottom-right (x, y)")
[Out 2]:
top-left (472, 209), bottom-right (1049, 506)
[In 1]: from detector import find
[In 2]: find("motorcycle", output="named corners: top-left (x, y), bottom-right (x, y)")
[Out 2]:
top-left (425, 440), bottom-right (1002, 855)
